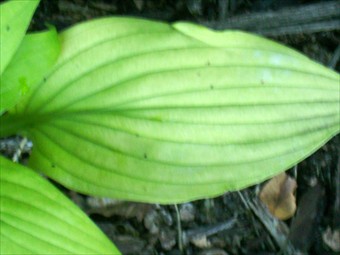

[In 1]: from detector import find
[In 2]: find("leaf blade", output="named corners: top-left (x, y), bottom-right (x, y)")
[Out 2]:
top-left (0, 157), bottom-right (120, 254)
top-left (3, 18), bottom-right (340, 203)
top-left (1, 28), bottom-right (60, 113)
top-left (0, 0), bottom-right (39, 74)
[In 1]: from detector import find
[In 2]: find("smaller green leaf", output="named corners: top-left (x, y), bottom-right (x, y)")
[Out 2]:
top-left (0, 156), bottom-right (121, 255)
top-left (0, 28), bottom-right (60, 114)
top-left (0, 0), bottom-right (40, 74)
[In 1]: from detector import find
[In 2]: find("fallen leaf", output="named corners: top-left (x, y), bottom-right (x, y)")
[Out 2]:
top-left (322, 227), bottom-right (340, 252)
top-left (191, 235), bottom-right (211, 249)
top-left (86, 197), bottom-right (153, 221)
top-left (259, 172), bottom-right (297, 220)
top-left (198, 248), bottom-right (229, 255)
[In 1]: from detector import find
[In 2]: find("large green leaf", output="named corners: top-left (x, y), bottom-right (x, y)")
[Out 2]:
top-left (1, 17), bottom-right (339, 203)
top-left (0, 156), bottom-right (120, 254)
top-left (0, 0), bottom-right (39, 74)
top-left (1, 28), bottom-right (60, 114)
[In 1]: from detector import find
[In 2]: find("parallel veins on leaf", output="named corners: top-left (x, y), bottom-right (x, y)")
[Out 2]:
top-left (1, 17), bottom-right (339, 203)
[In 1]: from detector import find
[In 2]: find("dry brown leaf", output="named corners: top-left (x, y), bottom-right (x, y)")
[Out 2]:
top-left (259, 172), bottom-right (297, 220)
top-left (322, 227), bottom-right (340, 252)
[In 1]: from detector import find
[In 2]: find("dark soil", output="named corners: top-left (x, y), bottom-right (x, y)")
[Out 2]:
top-left (3, 1), bottom-right (339, 255)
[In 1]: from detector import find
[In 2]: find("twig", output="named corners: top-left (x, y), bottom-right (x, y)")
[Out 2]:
top-left (328, 44), bottom-right (340, 69)
top-left (174, 204), bottom-right (183, 253)
top-left (12, 137), bottom-right (28, 162)
top-left (293, 165), bottom-right (298, 180)
top-left (237, 191), bottom-right (250, 210)
top-left (260, 20), bottom-right (340, 36)
top-left (241, 192), bottom-right (296, 254)
top-left (200, 1), bottom-right (340, 36)
top-left (183, 217), bottom-right (237, 244)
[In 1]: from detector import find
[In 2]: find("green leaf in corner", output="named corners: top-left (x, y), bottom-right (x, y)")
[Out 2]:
top-left (0, 156), bottom-right (120, 255)
top-left (1, 18), bottom-right (339, 203)
top-left (0, 0), bottom-right (40, 74)
top-left (1, 28), bottom-right (60, 114)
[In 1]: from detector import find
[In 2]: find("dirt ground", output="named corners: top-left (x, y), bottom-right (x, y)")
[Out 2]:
top-left (2, 0), bottom-right (339, 255)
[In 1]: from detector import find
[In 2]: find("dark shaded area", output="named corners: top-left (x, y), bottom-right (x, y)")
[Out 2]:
top-left (2, 0), bottom-right (339, 255)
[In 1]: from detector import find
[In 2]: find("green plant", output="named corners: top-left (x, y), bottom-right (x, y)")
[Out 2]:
top-left (0, 0), bottom-right (339, 254)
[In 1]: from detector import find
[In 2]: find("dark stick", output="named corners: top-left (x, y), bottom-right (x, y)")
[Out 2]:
top-left (200, 1), bottom-right (340, 36)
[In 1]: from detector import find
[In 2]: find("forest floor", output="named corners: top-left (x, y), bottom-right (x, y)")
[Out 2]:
top-left (2, 0), bottom-right (339, 255)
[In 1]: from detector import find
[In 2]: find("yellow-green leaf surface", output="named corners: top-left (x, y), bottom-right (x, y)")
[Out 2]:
top-left (2, 17), bottom-right (339, 203)
top-left (1, 28), bottom-right (60, 113)
top-left (0, 156), bottom-right (120, 255)
top-left (0, 0), bottom-right (39, 74)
